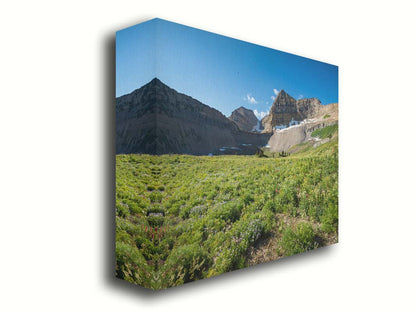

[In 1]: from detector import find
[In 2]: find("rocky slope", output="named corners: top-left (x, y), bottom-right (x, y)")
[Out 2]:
top-left (266, 103), bottom-right (338, 152)
top-left (228, 107), bottom-right (259, 132)
top-left (116, 78), bottom-right (271, 155)
top-left (261, 90), bottom-right (322, 132)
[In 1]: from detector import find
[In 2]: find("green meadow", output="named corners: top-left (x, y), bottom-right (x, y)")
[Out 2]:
top-left (115, 136), bottom-right (338, 289)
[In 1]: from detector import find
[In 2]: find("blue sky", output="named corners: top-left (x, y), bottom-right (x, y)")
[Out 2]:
top-left (116, 18), bottom-right (338, 118)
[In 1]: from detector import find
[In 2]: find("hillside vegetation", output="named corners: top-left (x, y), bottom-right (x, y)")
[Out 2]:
top-left (116, 137), bottom-right (338, 289)
top-left (311, 124), bottom-right (338, 139)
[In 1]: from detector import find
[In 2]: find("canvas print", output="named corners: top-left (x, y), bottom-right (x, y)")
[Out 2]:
top-left (115, 18), bottom-right (338, 290)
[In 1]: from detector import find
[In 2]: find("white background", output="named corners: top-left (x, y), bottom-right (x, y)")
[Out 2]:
top-left (1, 0), bottom-right (415, 311)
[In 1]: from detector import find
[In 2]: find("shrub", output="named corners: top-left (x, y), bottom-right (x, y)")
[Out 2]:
top-left (263, 200), bottom-right (276, 213)
top-left (189, 205), bottom-right (207, 218)
top-left (116, 202), bottom-right (129, 218)
top-left (179, 205), bottom-right (192, 219)
top-left (212, 211), bottom-right (274, 275)
top-left (139, 240), bottom-right (158, 261)
top-left (281, 223), bottom-right (320, 256)
top-left (200, 217), bottom-right (226, 237)
top-left (147, 215), bottom-right (164, 227)
top-left (115, 242), bottom-right (151, 287)
top-left (162, 243), bottom-right (211, 287)
top-left (168, 202), bottom-right (181, 216)
top-left (243, 194), bottom-right (254, 206)
top-left (206, 191), bottom-right (217, 200)
top-left (134, 235), bottom-right (150, 249)
top-left (127, 201), bottom-right (142, 215)
top-left (277, 183), bottom-right (298, 215)
top-left (116, 230), bottom-right (132, 244)
top-left (146, 205), bottom-right (165, 215)
top-left (321, 202), bottom-right (338, 233)
top-left (208, 202), bottom-right (242, 223)
top-left (149, 192), bottom-right (162, 203)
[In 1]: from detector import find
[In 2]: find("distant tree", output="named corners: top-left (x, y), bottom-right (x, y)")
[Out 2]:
top-left (255, 148), bottom-right (266, 157)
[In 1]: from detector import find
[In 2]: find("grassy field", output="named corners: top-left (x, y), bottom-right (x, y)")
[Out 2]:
top-left (115, 137), bottom-right (338, 289)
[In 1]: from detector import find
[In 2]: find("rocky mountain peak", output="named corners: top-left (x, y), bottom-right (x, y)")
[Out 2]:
top-left (273, 89), bottom-right (296, 108)
top-left (276, 89), bottom-right (288, 97)
top-left (140, 77), bottom-right (164, 92)
top-left (229, 106), bottom-right (259, 132)
top-left (261, 90), bottom-right (324, 132)
top-left (150, 77), bottom-right (162, 84)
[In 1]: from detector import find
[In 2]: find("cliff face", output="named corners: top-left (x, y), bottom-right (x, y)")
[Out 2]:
top-left (228, 107), bottom-right (259, 132)
top-left (296, 97), bottom-right (322, 118)
top-left (261, 90), bottom-right (322, 132)
top-left (116, 78), bottom-right (271, 155)
top-left (267, 103), bottom-right (338, 152)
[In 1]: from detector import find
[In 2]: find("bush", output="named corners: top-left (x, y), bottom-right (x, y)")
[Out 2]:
top-left (179, 205), bottom-right (192, 219)
top-left (215, 212), bottom-right (272, 272)
top-left (243, 194), bottom-right (254, 206)
top-left (115, 242), bottom-right (151, 287)
top-left (146, 205), bottom-right (165, 215)
top-left (263, 200), bottom-right (276, 213)
top-left (208, 202), bottom-right (241, 223)
top-left (116, 230), bottom-right (132, 244)
top-left (149, 192), bottom-right (162, 203)
top-left (147, 215), bottom-right (164, 227)
top-left (281, 223), bottom-right (320, 256)
top-left (276, 183), bottom-right (298, 215)
top-left (168, 202), bottom-right (181, 216)
top-left (116, 202), bottom-right (129, 218)
top-left (162, 243), bottom-right (211, 287)
top-left (321, 203), bottom-right (338, 233)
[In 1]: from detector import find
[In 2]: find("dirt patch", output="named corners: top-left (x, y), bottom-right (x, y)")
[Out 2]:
top-left (246, 213), bottom-right (337, 266)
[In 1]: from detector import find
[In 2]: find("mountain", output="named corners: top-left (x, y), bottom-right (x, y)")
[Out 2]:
top-left (228, 107), bottom-right (259, 132)
top-left (261, 90), bottom-right (322, 132)
top-left (267, 103), bottom-right (338, 152)
top-left (116, 78), bottom-right (271, 155)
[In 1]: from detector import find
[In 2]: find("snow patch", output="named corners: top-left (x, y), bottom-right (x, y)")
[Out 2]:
top-left (289, 118), bottom-right (300, 126)
top-left (219, 146), bottom-right (242, 152)
top-left (275, 124), bottom-right (287, 130)
top-left (275, 118), bottom-right (319, 132)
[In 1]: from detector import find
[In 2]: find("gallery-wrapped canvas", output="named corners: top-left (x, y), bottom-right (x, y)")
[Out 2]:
top-left (115, 18), bottom-right (338, 290)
